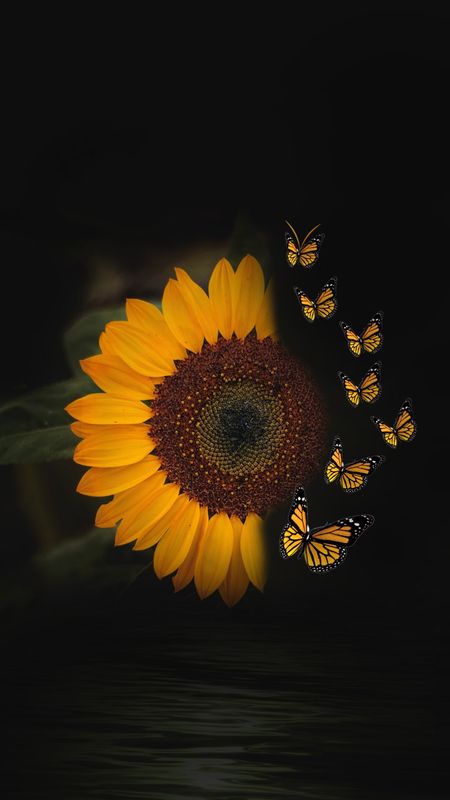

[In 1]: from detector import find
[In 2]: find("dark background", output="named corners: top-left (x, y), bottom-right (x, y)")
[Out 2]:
top-left (1, 9), bottom-right (449, 799)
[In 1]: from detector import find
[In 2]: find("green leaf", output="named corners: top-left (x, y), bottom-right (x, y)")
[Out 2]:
top-left (0, 528), bottom-right (148, 615)
top-left (0, 377), bottom-right (91, 464)
top-left (63, 305), bottom-right (126, 373)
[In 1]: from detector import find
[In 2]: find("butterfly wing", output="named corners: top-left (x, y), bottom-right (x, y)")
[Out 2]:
top-left (299, 226), bottom-right (325, 269)
top-left (324, 437), bottom-right (344, 484)
top-left (361, 312), bottom-right (383, 355)
top-left (394, 398), bottom-right (417, 442)
top-left (359, 361), bottom-right (382, 404)
top-left (293, 286), bottom-right (316, 322)
top-left (340, 321), bottom-right (362, 357)
top-left (371, 416), bottom-right (398, 448)
top-left (316, 276), bottom-right (338, 319)
top-left (280, 486), bottom-right (309, 559)
top-left (339, 455), bottom-right (385, 492)
top-left (285, 232), bottom-right (300, 267)
top-left (338, 371), bottom-right (361, 407)
top-left (304, 515), bottom-right (375, 572)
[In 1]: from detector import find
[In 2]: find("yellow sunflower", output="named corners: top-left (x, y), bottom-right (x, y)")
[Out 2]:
top-left (66, 256), bottom-right (326, 606)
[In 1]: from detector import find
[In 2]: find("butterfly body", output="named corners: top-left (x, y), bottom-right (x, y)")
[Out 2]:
top-left (294, 276), bottom-right (337, 322)
top-left (338, 362), bottom-right (382, 407)
top-left (371, 398), bottom-right (416, 448)
top-left (340, 312), bottom-right (383, 357)
top-left (324, 437), bottom-right (384, 492)
top-left (280, 486), bottom-right (374, 572)
top-left (285, 220), bottom-right (325, 268)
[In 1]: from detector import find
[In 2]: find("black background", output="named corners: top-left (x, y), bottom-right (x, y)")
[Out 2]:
top-left (1, 9), bottom-right (449, 798)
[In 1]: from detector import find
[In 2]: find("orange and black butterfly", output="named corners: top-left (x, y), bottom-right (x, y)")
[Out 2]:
top-left (280, 486), bottom-right (374, 572)
top-left (285, 220), bottom-right (325, 268)
top-left (324, 437), bottom-right (384, 493)
top-left (371, 398), bottom-right (417, 449)
top-left (293, 277), bottom-right (337, 322)
top-left (340, 312), bottom-right (383, 357)
top-left (338, 362), bottom-right (382, 407)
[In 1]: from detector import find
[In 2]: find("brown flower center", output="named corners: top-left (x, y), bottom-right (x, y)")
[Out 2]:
top-left (150, 335), bottom-right (327, 517)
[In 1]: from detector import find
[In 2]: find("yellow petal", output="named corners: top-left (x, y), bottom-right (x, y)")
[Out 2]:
top-left (76, 455), bottom-right (161, 497)
top-left (80, 354), bottom-right (157, 399)
top-left (99, 331), bottom-right (115, 355)
top-left (115, 481), bottom-right (180, 545)
top-left (66, 393), bottom-right (151, 424)
top-left (74, 425), bottom-right (154, 467)
top-left (133, 494), bottom-right (190, 550)
top-left (174, 268), bottom-right (218, 345)
top-left (194, 512), bottom-right (233, 599)
top-left (208, 258), bottom-right (235, 339)
top-left (233, 255), bottom-right (265, 339)
top-left (255, 277), bottom-right (278, 340)
top-left (126, 299), bottom-right (186, 361)
top-left (162, 279), bottom-right (204, 352)
top-left (95, 472), bottom-right (166, 528)
top-left (153, 498), bottom-right (201, 578)
top-left (172, 506), bottom-right (209, 592)
top-left (103, 322), bottom-right (175, 377)
top-left (240, 513), bottom-right (267, 591)
top-left (219, 516), bottom-right (250, 607)
top-left (71, 420), bottom-right (103, 438)
top-left (71, 420), bottom-right (153, 439)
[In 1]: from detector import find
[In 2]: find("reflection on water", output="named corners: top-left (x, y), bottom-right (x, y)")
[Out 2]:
top-left (5, 618), bottom-right (445, 799)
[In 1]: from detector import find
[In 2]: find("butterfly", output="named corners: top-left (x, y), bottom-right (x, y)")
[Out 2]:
top-left (279, 486), bottom-right (374, 572)
top-left (324, 437), bottom-right (385, 492)
top-left (285, 220), bottom-right (325, 268)
top-left (293, 276), bottom-right (337, 322)
top-left (339, 312), bottom-right (383, 357)
top-left (338, 362), bottom-right (382, 407)
top-left (371, 398), bottom-right (417, 449)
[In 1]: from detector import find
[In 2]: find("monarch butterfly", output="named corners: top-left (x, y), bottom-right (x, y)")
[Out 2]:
top-left (340, 312), bottom-right (383, 357)
top-left (371, 398), bottom-right (417, 449)
top-left (293, 276), bottom-right (337, 322)
top-left (279, 485), bottom-right (374, 572)
top-left (285, 220), bottom-right (325, 268)
top-left (338, 362), bottom-right (382, 407)
top-left (324, 437), bottom-right (385, 492)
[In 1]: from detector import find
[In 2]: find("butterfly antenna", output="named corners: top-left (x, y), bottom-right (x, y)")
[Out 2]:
top-left (284, 219), bottom-right (301, 247)
top-left (300, 223), bottom-right (322, 248)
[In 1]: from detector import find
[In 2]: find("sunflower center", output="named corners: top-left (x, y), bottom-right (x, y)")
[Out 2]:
top-left (196, 381), bottom-right (284, 477)
top-left (150, 335), bottom-right (327, 518)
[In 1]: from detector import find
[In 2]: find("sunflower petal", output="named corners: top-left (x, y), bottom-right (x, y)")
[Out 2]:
top-left (77, 455), bottom-right (161, 497)
top-left (174, 268), bottom-right (218, 345)
top-left (99, 331), bottom-right (115, 355)
top-left (255, 277), bottom-right (277, 340)
top-left (240, 513), bottom-right (267, 591)
top-left (162, 279), bottom-right (204, 352)
top-left (115, 481), bottom-right (180, 545)
top-left (103, 322), bottom-right (176, 377)
top-left (233, 255), bottom-right (265, 339)
top-left (219, 516), bottom-right (250, 607)
top-left (126, 299), bottom-right (186, 361)
top-left (153, 498), bottom-right (201, 578)
top-left (71, 421), bottom-right (104, 439)
top-left (95, 472), bottom-right (166, 528)
top-left (133, 494), bottom-right (190, 550)
top-left (74, 425), bottom-right (154, 467)
top-left (208, 258), bottom-right (235, 339)
top-left (66, 393), bottom-right (151, 424)
top-left (80, 354), bottom-right (157, 399)
top-left (172, 506), bottom-right (209, 592)
top-left (194, 512), bottom-right (233, 599)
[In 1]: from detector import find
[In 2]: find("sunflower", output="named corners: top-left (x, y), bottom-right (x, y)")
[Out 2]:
top-left (66, 256), bottom-right (326, 606)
